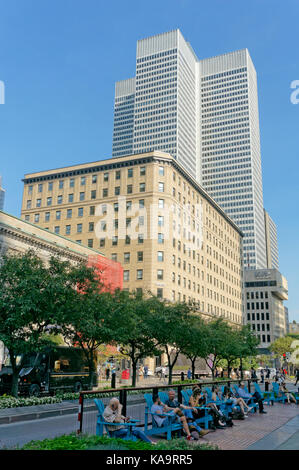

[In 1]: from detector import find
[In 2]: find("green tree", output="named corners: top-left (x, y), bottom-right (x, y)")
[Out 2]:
top-left (201, 318), bottom-right (234, 379)
top-left (0, 251), bottom-right (81, 396)
top-left (179, 315), bottom-right (208, 379)
top-left (110, 291), bottom-right (161, 387)
top-left (146, 300), bottom-right (191, 385)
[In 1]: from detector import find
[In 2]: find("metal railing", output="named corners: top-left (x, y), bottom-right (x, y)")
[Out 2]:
top-left (77, 378), bottom-right (254, 435)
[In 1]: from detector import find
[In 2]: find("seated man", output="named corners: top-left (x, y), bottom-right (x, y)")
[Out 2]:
top-left (162, 390), bottom-right (209, 438)
top-left (151, 395), bottom-right (200, 440)
top-left (237, 382), bottom-right (266, 414)
top-left (103, 398), bottom-right (154, 443)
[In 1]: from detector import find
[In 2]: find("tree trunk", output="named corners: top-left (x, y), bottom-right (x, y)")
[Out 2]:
top-left (191, 358), bottom-right (196, 380)
top-left (131, 360), bottom-right (137, 387)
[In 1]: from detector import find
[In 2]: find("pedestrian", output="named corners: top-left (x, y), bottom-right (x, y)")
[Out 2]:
top-left (143, 365), bottom-right (148, 379)
top-left (260, 369), bottom-right (264, 383)
top-left (106, 365), bottom-right (110, 381)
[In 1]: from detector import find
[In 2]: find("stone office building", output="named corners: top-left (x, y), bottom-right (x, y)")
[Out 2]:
top-left (21, 150), bottom-right (244, 327)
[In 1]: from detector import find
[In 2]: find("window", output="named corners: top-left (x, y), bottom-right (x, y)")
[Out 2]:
top-left (127, 168), bottom-right (133, 178)
top-left (81, 176), bottom-right (86, 186)
top-left (138, 216), bottom-right (144, 226)
top-left (100, 238), bottom-right (105, 247)
top-left (126, 218), bottom-right (131, 227)
top-left (157, 251), bottom-right (164, 262)
top-left (34, 214), bottom-right (40, 223)
top-left (140, 167), bottom-right (146, 176)
top-left (139, 199), bottom-right (145, 208)
top-left (103, 188), bottom-right (108, 197)
top-left (89, 222), bottom-right (94, 232)
top-left (139, 183), bottom-right (145, 192)
top-left (111, 253), bottom-right (117, 261)
top-left (76, 240), bottom-right (81, 244)
top-left (36, 199), bottom-right (41, 208)
top-left (157, 269), bottom-right (163, 280)
top-left (92, 175), bottom-right (97, 184)
top-left (125, 235), bottom-right (131, 245)
top-left (48, 182), bottom-right (53, 191)
top-left (38, 184), bottom-right (43, 193)
top-left (90, 206), bottom-right (95, 216)
top-left (137, 269), bottom-right (143, 280)
top-left (158, 182), bottom-right (164, 192)
top-left (54, 226), bottom-right (60, 234)
top-left (91, 190), bottom-right (96, 199)
top-left (114, 203), bottom-right (119, 212)
top-left (114, 219), bottom-right (119, 229)
top-left (115, 170), bottom-right (121, 180)
top-left (126, 201), bottom-right (132, 211)
top-left (157, 288), bottom-right (163, 299)
top-left (159, 166), bottom-right (164, 176)
top-left (158, 233), bottom-right (164, 244)
top-left (112, 236), bottom-right (118, 246)
top-left (137, 251), bottom-right (143, 262)
top-left (65, 225), bottom-right (71, 235)
top-left (123, 270), bottom-right (129, 281)
top-left (28, 185), bottom-right (33, 194)
top-left (158, 216), bottom-right (164, 227)
top-left (59, 180), bottom-right (64, 189)
top-left (56, 211), bottom-right (61, 220)
top-left (25, 215), bottom-right (30, 221)
top-left (68, 193), bottom-right (74, 203)
top-left (26, 200), bottom-right (32, 209)
top-left (67, 209), bottom-right (72, 219)
top-left (57, 195), bottom-right (63, 205)
top-left (127, 185), bottom-right (133, 194)
top-left (47, 197), bottom-right (52, 206)
top-left (101, 221), bottom-right (107, 231)
top-left (104, 172), bottom-right (109, 182)
top-left (45, 212), bottom-right (50, 222)
top-left (158, 199), bottom-right (164, 209)
top-left (70, 178), bottom-right (75, 188)
top-left (88, 239), bottom-right (93, 248)
top-left (124, 253), bottom-right (130, 263)
top-left (102, 204), bottom-right (107, 215)
top-left (138, 234), bottom-right (144, 244)
top-left (78, 207), bottom-right (83, 217)
top-left (115, 187), bottom-right (120, 196)
top-left (79, 192), bottom-right (85, 201)
top-left (77, 223), bottom-right (82, 233)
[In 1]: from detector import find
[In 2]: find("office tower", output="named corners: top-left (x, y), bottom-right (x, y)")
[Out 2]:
top-left (264, 209), bottom-right (279, 270)
top-left (0, 177), bottom-right (5, 210)
top-left (112, 30), bottom-right (268, 270)
top-left (244, 268), bottom-right (288, 349)
top-left (112, 30), bottom-right (199, 180)
top-left (21, 150), bottom-right (244, 326)
top-left (199, 49), bottom-right (266, 270)
top-left (112, 78), bottom-right (135, 158)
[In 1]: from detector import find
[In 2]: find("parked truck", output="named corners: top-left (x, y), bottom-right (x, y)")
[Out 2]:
top-left (0, 346), bottom-right (97, 397)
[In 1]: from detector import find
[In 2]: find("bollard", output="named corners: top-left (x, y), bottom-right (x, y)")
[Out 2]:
top-left (181, 372), bottom-right (185, 381)
top-left (111, 372), bottom-right (116, 389)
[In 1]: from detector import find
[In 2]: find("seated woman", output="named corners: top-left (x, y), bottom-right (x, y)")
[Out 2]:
top-left (222, 385), bottom-right (252, 417)
top-left (279, 382), bottom-right (297, 404)
top-left (189, 385), bottom-right (226, 429)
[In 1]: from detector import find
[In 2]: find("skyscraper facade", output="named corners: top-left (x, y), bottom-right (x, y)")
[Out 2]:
top-left (264, 209), bottom-right (279, 270)
top-left (112, 30), bottom-right (267, 270)
top-left (0, 177), bottom-right (5, 211)
top-left (199, 50), bottom-right (266, 270)
top-left (112, 30), bottom-right (199, 180)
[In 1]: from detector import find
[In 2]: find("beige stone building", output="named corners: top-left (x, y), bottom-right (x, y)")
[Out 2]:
top-left (20, 151), bottom-right (243, 329)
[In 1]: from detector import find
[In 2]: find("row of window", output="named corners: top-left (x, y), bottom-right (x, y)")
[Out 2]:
top-left (247, 313), bottom-right (270, 321)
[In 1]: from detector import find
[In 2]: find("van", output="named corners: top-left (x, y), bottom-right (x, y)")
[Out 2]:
top-left (0, 346), bottom-right (97, 396)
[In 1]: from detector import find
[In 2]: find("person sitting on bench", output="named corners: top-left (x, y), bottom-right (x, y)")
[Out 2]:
top-left (237, 382), bottom-right (266, 414)
top-left (103, 398), bottom-right (154, 443)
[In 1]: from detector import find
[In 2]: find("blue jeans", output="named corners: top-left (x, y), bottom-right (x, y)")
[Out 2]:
top-left (111, 427), bottom-right (152, 443)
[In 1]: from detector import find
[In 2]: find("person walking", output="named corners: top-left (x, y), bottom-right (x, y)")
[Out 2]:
top-left (187, 368), bottom-right (192, 380)
top-left (295, 369), bottom-right (299, 386)
top-left (260, 369), bottom-right (264, 384)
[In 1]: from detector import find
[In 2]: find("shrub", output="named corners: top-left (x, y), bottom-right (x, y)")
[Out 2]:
top-left (21, 433), bottom-right (218, 451)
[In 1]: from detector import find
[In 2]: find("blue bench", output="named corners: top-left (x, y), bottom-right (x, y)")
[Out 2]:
top-left (271, 382), bottom-right (288, 404)
top-left (233, 385), bottom-right (258, 413)
top-left (254, 382), bottom-right (274, 406)
top-left (144, 393), bottom-right (182, 440)
top-left (94, 398), bottom-right (140, 440)
top-left (181, 389), bottom-right (212, 429)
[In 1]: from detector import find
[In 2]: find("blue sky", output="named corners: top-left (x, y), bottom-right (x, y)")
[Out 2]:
top-left (0, 0), bottom-right (298, 321)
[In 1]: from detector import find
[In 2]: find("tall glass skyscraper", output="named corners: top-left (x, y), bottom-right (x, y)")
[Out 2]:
top-left (112, 30), bottom-right (269, 269)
